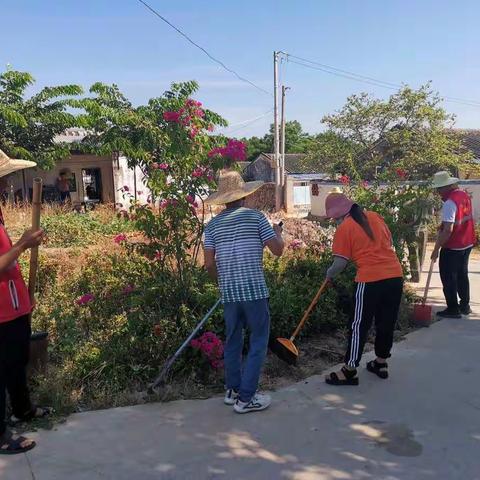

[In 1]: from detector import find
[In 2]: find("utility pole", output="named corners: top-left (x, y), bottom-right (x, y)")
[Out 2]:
top-left (273, 51), bottom-right (281, 211)
top-left (280, 85), bottom-right (290, 190)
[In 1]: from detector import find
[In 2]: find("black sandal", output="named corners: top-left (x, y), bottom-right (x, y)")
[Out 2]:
top-left (11, 406), bottom-right (52, 424)
top-left (0, 431), bottom-right (36, 455)
top-left (367, 360), bottom-right (389, 379)
top-left (325, 366), bottom-right (359, 386)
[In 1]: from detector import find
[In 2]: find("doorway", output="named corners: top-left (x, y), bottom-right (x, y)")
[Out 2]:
top-left (82, 168), bottom-right (102, 203)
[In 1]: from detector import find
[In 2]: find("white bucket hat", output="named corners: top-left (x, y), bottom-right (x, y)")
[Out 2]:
top-left (431, 171), bottom-right (459, 189)
top-left (0, 149), bottom-right (37, 178)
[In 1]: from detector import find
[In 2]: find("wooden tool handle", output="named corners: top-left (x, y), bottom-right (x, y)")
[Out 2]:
top-left (422, 259), bottom-right (435, 305)
top-left (290, 279), bottom-right (329, 341)
top-left (28, 178), bottom-right (43, 306)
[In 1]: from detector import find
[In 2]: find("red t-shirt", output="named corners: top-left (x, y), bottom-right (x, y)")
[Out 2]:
top-left (0, 207), bottom-right (32, 323)
top-left (332, 211), bottom-right (403, 283)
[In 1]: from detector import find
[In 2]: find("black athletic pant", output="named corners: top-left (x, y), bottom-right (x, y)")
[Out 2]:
top-left (0, 315), bottom-right (32, 436)
top-left (439, 247), bottom-right (472, 311)
top-left (345, 277), bottom-right (403, 368)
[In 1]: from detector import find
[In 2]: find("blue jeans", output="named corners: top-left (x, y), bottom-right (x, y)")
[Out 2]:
top-left (223, 298), bottom-right (270, 403)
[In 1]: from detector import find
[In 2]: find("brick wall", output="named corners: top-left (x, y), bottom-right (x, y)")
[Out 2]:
top-left (244, 182), bottom-right (276, 211)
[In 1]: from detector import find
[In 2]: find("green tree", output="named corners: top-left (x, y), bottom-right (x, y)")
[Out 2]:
top-left (242, 120), bottom-right (314, 160)
top-left (0, 68), bottom-right (83, 169)
top-left (307, 84), bottom-right (475, 180)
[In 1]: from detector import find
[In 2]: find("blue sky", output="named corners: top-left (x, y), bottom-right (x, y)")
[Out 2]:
top-left (3, 0), bottom-right (480, 137)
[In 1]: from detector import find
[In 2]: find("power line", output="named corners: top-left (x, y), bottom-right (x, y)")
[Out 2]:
top-left (136, 0), bottom-right (271, 96)
top-left (288, 54), bottom-right (399, 89)
top-left (218, 109), bottom-right (273, 135)
top-left (289, 59), bottom-right (398, 91)
top-left (287, 53), bottom-right (480, 108)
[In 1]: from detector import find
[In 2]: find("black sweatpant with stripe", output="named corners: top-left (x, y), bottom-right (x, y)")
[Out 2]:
top-left (345, 277), bottom-right (403, 368)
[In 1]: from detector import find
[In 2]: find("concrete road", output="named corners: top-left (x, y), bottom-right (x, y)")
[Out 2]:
top-left (2, 253), bottom-right (480, 480)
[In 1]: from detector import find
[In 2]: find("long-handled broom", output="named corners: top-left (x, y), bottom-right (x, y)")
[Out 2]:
top-left (413, 259), bottom-right (435, 326)
top-left (270, 279), bottom-right (329, 365)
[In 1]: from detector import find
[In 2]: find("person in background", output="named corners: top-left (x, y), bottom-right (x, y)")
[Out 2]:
top-left (57, 172), bottom-right (71, 203)
top-left (204, 170), bottom-right (284, 414)
top-left (323, 192), bottom-right (404, 386)
top-left (431, 171), bottom-right (476, 318)
top-left (0, 149), bottom-right (51, 455)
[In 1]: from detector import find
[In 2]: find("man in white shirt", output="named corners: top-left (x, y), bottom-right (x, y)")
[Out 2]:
top-left (431, 172), bottom-right (476, 318)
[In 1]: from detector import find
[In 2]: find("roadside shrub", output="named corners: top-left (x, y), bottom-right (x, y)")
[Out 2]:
top-left (265, 249), bottom-right (353, 338)
top-left (40, 209), bottom-right (134, 247)
top-left (29, 237), bottom-right (358, 412)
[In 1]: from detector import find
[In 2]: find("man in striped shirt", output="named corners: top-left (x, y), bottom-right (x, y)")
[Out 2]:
top-left (204, 171), bottom-right (284, 414)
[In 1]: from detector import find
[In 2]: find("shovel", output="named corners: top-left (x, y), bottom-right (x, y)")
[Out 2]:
top-left (270, 279), bottom-right (329, 365)
top-left (413, 259), bottom-right (435, 326)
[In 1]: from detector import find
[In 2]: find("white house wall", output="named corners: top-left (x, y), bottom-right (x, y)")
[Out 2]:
top-left (113, 156), bottom-right (150, 207)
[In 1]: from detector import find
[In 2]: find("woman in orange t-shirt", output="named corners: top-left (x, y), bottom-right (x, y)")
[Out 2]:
top-left (324, 192), bottom-right (403, 386)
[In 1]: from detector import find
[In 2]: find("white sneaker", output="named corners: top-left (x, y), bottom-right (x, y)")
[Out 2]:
top-left (224, 389), bottom-right (239, 405)
top-left (234, 393), bottom-right (271, 414)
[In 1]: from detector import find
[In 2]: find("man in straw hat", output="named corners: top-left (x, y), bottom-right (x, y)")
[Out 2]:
top-left (0, 149), bottom-right (49, 454)
top-left (431, 171), bottom-right (476, 318)
top-left (204, 170), bottom-right (284, 413)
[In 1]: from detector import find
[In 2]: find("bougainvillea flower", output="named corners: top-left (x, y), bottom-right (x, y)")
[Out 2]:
top-left (289, 239), bottom-right (304, 250)
top-left (339, 175), bottom-right (350, 185)
top-left (76, 293), bottom-right (95, 306)
top-left (192, 166), bottom-right (206, 177)
top-left (190, 331), bottom-right (224, 369)
top-left (181, 115), bottom-right (192, 126)
top-left (207, 139), bottom-right (246, 162)
top-left (185, 98), bottom-right (202, 108)
top-left (122, 284), bottom-right (135, 295)
top-left (163, 111), bottom-right (182, 122)
top-left (114, 233), bottom-right (127, 244)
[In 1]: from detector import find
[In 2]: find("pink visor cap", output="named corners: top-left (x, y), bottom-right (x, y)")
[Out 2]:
top-left (325, 193), bottom-right (355, 219)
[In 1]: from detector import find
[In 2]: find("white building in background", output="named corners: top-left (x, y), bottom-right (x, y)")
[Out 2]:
top-left (3, 128), bottom-right (150, 207)
top-left (242, 153), bottom-right (330, 215)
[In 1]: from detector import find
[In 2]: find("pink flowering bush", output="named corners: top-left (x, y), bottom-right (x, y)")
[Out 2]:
top-left (151, 162), bottom-right (169, 171)
top-left (191, 331), bottom-right (224, 369)
top-left (76, 293), bottom-right (95, 306)
top-left (289, 239), bottom-right (304, 250)
top-left (208, 138), bottom-right (247, 164)
top-left (114, 233), bottom-right (127, 244)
